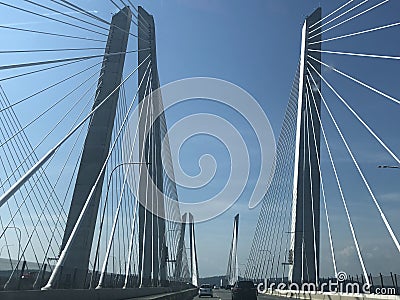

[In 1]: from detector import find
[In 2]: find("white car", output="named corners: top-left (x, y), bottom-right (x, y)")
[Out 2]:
top-left (198, 284), bottom-right (213, 297)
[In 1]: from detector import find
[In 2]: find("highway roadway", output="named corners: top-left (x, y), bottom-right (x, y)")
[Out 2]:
top-left (193, 288), bottom-right (289, 299)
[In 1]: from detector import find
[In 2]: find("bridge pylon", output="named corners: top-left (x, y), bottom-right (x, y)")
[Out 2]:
top-left (52, 7), bottom-right (132, 289)
top-left (174, 213), bottom-right (188, 280)
top-left (226, 214), bottom-right (239, 286)
top-left (137, 6), bottom-right (167, 287)
top-left (288, 8), bottom-right (322, 285)
top-left (189, 213), bottom-right (199, 287)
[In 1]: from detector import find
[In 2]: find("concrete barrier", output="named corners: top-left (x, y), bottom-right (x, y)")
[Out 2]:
top-left (0, 287), bottom-right (197, 300)
top-left (133, 288), bottom-right (198, 299)
top-left (263, 289), bottom-right (400, 300)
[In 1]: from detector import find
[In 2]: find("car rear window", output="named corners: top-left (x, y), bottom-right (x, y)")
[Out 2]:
top-left (201, 284), bottom-right (211, 288)
top-left (237, 281), bottom-right (254, 288)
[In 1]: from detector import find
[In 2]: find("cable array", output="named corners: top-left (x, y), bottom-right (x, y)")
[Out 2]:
top-left (246, 0), bottom-right (400, 285)
top-left (0, 0), bottom-right (189, 291)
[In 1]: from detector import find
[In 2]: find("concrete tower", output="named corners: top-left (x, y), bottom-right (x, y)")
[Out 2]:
top-left (137, 6), bottom-right (167, 287)
top-left (289, 8), bottom-right (322, 284)
top-left (226, 214), bottom-right (239, 286)
top-left (60, 7), bottom-right (132, 288)
top-left (189, 213), bottom-right (199, 287)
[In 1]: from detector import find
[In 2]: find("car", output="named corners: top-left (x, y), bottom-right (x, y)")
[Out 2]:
top-left (231, 280), bottom-right (257, 300)
top-left (198, 284), bottom-right (213, 297)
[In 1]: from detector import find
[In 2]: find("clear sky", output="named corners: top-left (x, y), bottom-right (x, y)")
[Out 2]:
top-left (137, 0), bottom-right (400, 277)
top-left (0, 0), bottom-right (399, 279)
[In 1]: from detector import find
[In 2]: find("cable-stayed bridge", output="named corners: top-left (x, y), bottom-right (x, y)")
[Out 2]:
top-left (0, 0), bottom-right (399, 300)
top-left (0, 2), bottom-right (197, 299)
top-left (242, 0), bottom-right (400, 297)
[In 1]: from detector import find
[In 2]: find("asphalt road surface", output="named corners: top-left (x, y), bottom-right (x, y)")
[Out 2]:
top-left (193, 288), bottom-right (289, 299)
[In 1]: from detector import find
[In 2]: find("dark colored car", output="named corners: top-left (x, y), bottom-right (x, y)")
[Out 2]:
top-left (231, 280), bottom-right (257, 300)
top-left (198, 284), bottom-right (213, 297)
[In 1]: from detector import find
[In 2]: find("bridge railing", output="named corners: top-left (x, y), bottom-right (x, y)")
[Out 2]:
top-left (253, 272), bottom-right (399, 295)
top-left (320, 273), bottom-right (400, 295)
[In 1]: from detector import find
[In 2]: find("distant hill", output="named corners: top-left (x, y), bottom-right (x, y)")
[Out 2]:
top-left (199, 275), bottom-right (245, 287)
top-left (199, 275), bottom-right (226, 287)
top-left (0, 258), bottom-right (52, 271)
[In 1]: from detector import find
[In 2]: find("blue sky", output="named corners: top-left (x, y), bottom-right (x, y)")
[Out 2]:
top-left (138, 0), bottom-right (400, 277)
top-left (0, 0), bottom-right (399, 279)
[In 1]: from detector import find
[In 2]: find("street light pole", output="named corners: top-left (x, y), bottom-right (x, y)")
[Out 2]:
top-left (377, 165), bottom-right (399, 204)
top-left (95, 162), bottom-right (147, 289)
top-left (0, 244), bottom-right (13, 256)
top-left (378, 165), bottom-right (400, 169)
top-left (2, 226), bottom-right (22, 290)
top-left (3, 227), bottom-right (21, 261)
